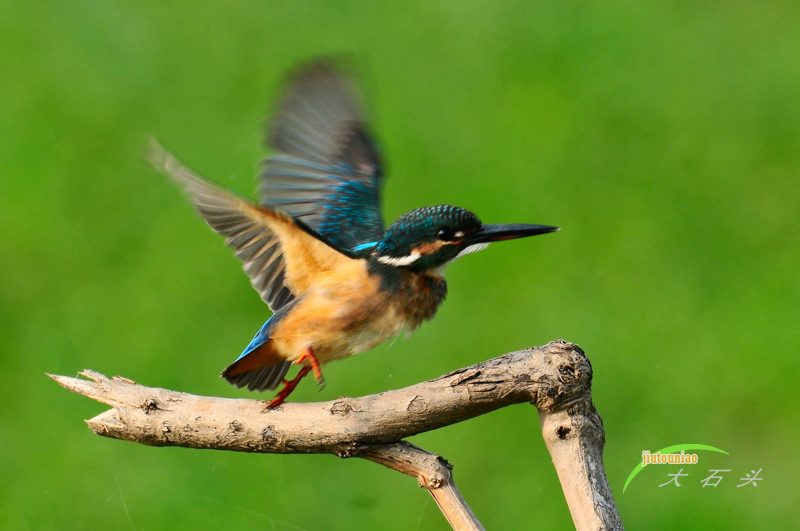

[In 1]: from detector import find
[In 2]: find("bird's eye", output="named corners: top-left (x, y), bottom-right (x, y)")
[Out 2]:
top-left (437, 227), bottom-right (457, 241)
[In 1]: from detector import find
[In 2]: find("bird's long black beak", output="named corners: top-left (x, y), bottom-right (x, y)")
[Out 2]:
top-left (467, 224), bottom-right (559, 244)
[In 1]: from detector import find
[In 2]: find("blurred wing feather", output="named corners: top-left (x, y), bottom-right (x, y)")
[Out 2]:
top-left (260, 61), bottom-right (385, 251)
top-left (150, 141), bottom-right (353, 310)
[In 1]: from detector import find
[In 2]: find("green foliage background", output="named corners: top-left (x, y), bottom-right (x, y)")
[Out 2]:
top-left (2, 1), bottom-right (798, 529)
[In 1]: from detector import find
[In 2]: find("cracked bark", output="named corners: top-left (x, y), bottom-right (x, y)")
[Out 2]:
top-left (51, 340), bottom-right (622, 530)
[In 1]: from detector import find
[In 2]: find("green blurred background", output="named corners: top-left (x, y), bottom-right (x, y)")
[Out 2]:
top-left (2, 1), bottom-right (798, 529)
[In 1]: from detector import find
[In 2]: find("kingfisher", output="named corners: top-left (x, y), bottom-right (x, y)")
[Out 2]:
top-left (150, 61), bottom-right (558, 408)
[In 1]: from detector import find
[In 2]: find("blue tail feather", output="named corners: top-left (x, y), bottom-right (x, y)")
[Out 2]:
top-left (221, 298), bottom-right (301, 392)
top-left (235, 317), bottom-right (274, 362)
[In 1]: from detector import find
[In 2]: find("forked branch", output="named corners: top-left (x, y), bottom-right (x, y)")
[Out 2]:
top-left (51, 340), bottom-right (622, 530)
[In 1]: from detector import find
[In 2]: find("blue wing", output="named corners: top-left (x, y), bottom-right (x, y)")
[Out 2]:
top-left (220, 297), bottom-right (302, 392)
top-left (259, 61), bottom-right (386, 251)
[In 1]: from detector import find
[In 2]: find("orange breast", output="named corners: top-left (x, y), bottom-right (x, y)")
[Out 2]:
top-left (268, 260), bottom-right (407, 364)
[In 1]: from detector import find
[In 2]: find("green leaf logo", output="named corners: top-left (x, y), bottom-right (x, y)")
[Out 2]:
top-left (623, 444), bottom-right (728, 493)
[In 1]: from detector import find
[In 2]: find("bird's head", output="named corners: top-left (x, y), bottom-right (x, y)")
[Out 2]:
top-left (367, 205), bottom-right (558, 273)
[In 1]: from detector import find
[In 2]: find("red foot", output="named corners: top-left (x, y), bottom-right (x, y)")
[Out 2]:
top-left (265, 366), bottom-right (312, 409)
top-left (264, 348), bottom-right (326, 409)
top-left (295, 347), bottom-right (325, 389)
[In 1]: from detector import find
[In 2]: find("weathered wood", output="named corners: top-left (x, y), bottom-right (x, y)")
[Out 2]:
top-left (51, 340), bottom-right (621, 530)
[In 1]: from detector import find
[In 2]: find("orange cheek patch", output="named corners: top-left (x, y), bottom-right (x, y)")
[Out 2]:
top-left (413, 240), bottom-right (450, 255)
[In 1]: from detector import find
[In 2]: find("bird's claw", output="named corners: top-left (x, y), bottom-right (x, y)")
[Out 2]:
top-left (265, 365), bottom-right (313, 409)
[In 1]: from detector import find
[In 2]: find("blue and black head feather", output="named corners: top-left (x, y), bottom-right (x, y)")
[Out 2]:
top-left (374, 205), bottom-right (482, 270)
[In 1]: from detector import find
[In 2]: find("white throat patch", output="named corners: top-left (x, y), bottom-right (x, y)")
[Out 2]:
top-left (456, 242), bottom-right (490, 258)
top-left (434, 243), bottom-right (491, 276)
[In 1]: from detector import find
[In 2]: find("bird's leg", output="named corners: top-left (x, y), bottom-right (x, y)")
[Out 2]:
top-left (265, 366), bottom-right (312, 409)
top-left (264, 348), bottom-right (325, 409)
top-left (295, 347), bottom-right (325, 390)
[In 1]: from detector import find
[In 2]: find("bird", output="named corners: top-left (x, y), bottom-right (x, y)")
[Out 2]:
top-left (150, 60), bottom-right (558, 408)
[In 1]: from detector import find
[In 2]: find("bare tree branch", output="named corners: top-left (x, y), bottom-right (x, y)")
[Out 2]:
top-left (51, 340), bottom-right (622, 530)
top-left (359, 442), bottom-right (483, 531)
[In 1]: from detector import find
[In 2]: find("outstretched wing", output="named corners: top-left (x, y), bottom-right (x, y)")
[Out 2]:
top-left (150, 141), bottom-right (355, 311)
top-left (259, 61), bottom-right (385, 252)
